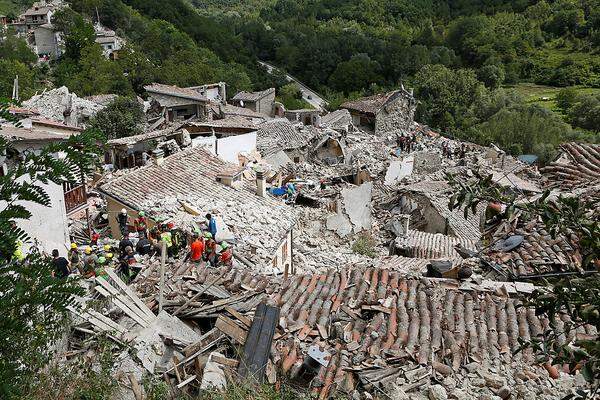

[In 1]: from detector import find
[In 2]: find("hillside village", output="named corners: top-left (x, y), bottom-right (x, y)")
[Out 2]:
top-left (2, 70), bottom-right (599, 399)
top-left (1, 2), bottom-right (600, 400)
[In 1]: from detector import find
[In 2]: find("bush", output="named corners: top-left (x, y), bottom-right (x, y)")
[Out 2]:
top-left (352, 234), bottom-right (377, 258)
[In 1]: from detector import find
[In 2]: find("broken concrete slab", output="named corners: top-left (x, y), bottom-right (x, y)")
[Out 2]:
top-left (342, 182), bottom-right (373, 233)
top-left (384, 156), bottom-right (414, 185)
top-left (326, 211), bottom-right (353, 237)
top-left (200, 352), bottom-right (228, 390)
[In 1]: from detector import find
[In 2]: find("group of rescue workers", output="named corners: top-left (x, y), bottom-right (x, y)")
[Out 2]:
top-left (51, 208), bottom-right (234, 282)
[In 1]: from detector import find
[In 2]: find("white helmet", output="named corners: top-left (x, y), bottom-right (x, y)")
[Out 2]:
top-left (120, 208), bottom-right (127, 214)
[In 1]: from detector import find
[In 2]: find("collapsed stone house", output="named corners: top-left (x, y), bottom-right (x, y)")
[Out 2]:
top-left (187, 82), bottom-right (227, 103)
top-left (104, 124), bottom-right (191, 170)
top-left (341, 88), bottom-right (416, 135)
top-left (256, 118), bottom-right (316, 165)
top-left (232, 88), bottom-right (276, 116)
top-left (99, 146), bottom-right (297, 273)
top-left (320, 109), bottom-right (353, 133)
top-left (144, 83), bottom-right (211, 123)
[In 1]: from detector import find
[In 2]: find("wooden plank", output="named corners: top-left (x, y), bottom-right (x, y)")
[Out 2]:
top-left (86, 309), bottom-right (128, 334)
top-left (183, 328), bottom-right (221, 357)
top-left (105, 268), bottom-right (156, 320)
top-left (211, 354), bottom-right (239, 368)
top-left (172, 356), bottom-right (182, 383)
top-left (165, 336), bottom-right (223, 374)
top-left (176, 375), bottom-right (197, 389)
top-left (94, 285), bottom-right (150, 328)
top-left (225, 306), bottom-right (252, 328)
top-left (128, 374), bottom-right (143, 400)
top-left (215, 315), bottom-right (247, 345)
top-left (174, 270), bottom-right (227, 316)
top-left (237, 303), bottom-right (280, 382)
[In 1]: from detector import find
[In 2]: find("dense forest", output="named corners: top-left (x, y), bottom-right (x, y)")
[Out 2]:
top-left (1, 0), bottom-right (599, 161)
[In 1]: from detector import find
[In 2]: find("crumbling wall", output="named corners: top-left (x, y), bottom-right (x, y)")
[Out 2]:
top-left (326, 182), bottom-right (372, 237)
top-left (374, 95), bottom-right (416, 135)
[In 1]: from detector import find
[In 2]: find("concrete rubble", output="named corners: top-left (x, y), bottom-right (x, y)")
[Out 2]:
top-left (50, 84), bottom-right (597, 399)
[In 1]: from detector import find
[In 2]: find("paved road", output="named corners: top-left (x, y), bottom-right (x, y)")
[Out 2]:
top-left (258, 60), bottom-right (328, 111)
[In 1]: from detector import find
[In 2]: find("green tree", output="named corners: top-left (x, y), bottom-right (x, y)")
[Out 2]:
top-left (69, 44), bottom-right (132, 96)
top-left (0, 31), bottom-right (37, 64)
top-left (328, 54), bottom-right (382, 93)
top-left (477, 64), bottom-right (506, 89)
top-left (0, 99), bottom-right (103, 398)
top-left (89, 96), bottom-right (144, 139)
top-left (414, 64), bottom-right (484, 131)
top-left (53, 8), bottom-right (96, 62)
top-left (568, 94), bottom-right (600, 132)
top-left (556, 87), bottom-right (580, 112)
top-left (0, 60), bottom-right (36, 99)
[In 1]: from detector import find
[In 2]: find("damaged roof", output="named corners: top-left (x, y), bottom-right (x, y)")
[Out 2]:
top-left (221, 104), bottom-right (270, 120)
top-left (395, 229), bottom-right (476, 259)
top-left (541, 142), bottom-right (600, 188)
top-left (341, 89), bottom-right (414, 116)
top-left (232, 88), bottom-right (275, 102)
top-left (256, 119), bottom-right (313, 156)
top-left (107, 123), bottom-right (183, 147)
top-left (0, 125), bottom-right (72, 142)
top-left (99, 146), bottom-right (296, 269)
top-left (144, 83), bottom-right (208, 103)
top-left (321, 109), bottom-right (352, 129)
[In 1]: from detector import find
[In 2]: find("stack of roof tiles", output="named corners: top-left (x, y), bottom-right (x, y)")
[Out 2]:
top-left (395, 230), bottom-right (476, 259)
top-left (191, 266), bottom-right (596, 397)
top-left (542, 143), bottom-right (600, 188)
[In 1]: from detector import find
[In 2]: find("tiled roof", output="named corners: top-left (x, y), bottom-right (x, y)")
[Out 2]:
top-left (144, 83), bottom-right (207, 102)
top-left (341, 89), bottom-right (412, 116)
top-left (395, 229), bottom-right (476, 259)
top-left (232, 88), bottom-right (275, 102)
top-left (186, 115), bottom-right (261, 130)
top-left (321, 109), bottom-right (352, 128)
top-left (31, 118), bottom-right (83, 132)
top-left (221, 104), bottom-right (270, 120)
top-left (192, 266), bottom-right (594, 397)
top-left (0, 125), bottom-right (71, 141)
top-left (485, 214), bottom-right (583, 277)
top-left (256, 119), bottom-right (312, 156)
top-left (541, 143), bottom-right (600, 188)
top-left (24, 6), bottom-right (50, 16)
top-left (107, 124), bottom-right (182, 147)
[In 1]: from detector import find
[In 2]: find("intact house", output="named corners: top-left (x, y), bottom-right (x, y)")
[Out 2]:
top-left (33, 23), bottom-right (62, 57)
top-left (341, 88), bottom-right (416, 135)
top-left (0, 123), bottom-right (87, 256)
top-left (94, 25), bottom-right (122, 59)
top-left (144, 83), bottom-right (211, 122)
top-left (98, 146), bottom-right (296, 274)
top-left (23, 3), bottom-right (54, 30)
top-left (232, 88), bottom-right (275, 116)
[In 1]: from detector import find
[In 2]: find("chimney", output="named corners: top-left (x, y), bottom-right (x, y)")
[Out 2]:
top-left (152, 148), bottom-right (164, 165)
top-left (256, 169), bottom-right (266, 197)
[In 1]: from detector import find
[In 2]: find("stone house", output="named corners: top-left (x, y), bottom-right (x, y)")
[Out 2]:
top-left (340, 88), bottom-right (416, 135)
top-left (187, 82), bottom-right (227, 103)
top-left (284, 109), bottom-right (321, 127)
top-left (232, 88), bottom-right (275, 116)
top-left (23, 4), bottom-right (53, 30)
top-left (94, 25), bottom-right (122, 59)
top-left (144, 83), bottom-right (211, 122)
top-left (33, 23), bottom-right (61, 57)
top-left (99, 146), bottom-right (296, 274)
top-left (256, 118), bottom-right (315, 164)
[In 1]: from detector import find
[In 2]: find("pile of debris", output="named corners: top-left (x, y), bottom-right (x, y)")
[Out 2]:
top-left (23, 86), bottom-right (109, 127)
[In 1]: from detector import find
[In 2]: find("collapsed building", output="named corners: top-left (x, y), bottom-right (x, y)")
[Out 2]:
top-left (22, 81), bottom-right (597, 399)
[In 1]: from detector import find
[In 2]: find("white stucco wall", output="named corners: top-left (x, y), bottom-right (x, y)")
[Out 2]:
top-left (216, 132), bottom-right (256, 164)
top-left (6, 180), bottom-right (70, 257)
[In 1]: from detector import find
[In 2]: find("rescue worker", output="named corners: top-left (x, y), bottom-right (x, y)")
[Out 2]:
top-left (219, 242), bottom-right (233, 267)
top-left (134, 211), bottom-right (148, 238)
top-left (206, 214), bottom-right (217, 239)
top-left (118, 246), bottom-right (136, 282)
top-left (136, 235), bottom-right (153, 256)
top-left (82, 247), bottom-right (98, 278)
top-left (116, 208), bottom-right (129, 237)
top-left (68, 243), bottom-right (83, 274)
top-left (119, 233), bottom-right (134, 256)
top-left (206, 239), bottom-right (218, 267)
top-left (190, 234), bottom-right (204, 263)
top-left (52, 249), bottom-right (70, 278)
top-left (96, 256), bottom-right (108, 279)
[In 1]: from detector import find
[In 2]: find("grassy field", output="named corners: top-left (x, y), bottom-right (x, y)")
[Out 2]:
top-left (506, 83), bottom-right (600, 111)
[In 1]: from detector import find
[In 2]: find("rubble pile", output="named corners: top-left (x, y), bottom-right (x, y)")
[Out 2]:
top-left (23, 86), bottom-right (108, 126)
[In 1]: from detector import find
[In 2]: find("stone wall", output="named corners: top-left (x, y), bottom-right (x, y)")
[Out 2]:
top-left (374, 93), bottom-right (416, 135)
